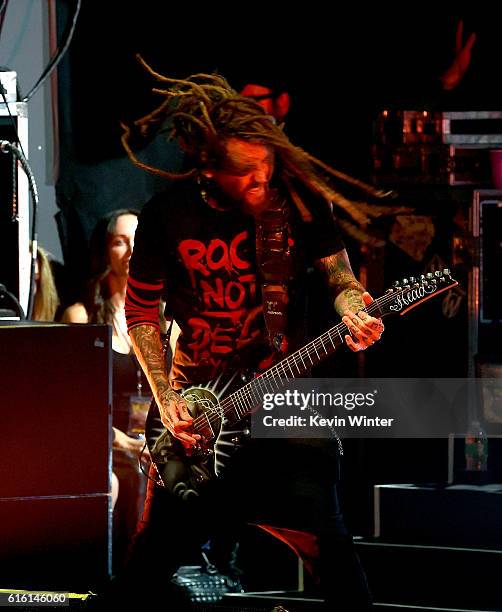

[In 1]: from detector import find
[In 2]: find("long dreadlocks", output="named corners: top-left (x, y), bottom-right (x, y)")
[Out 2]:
top-left (121, 56), bottom-right (389, 244)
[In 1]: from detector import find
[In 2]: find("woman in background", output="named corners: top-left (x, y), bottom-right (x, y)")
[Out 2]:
top-left (62, 209), bottom-right (154, 571)
top-left (33, 245), bottom-right (60, 322)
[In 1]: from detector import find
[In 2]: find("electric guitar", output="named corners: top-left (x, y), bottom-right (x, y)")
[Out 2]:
top-left (146, 270), bottom-right (458, 500)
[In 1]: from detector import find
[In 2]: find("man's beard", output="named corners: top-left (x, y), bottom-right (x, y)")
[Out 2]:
top-left (240, 186), bottom-right (270, 215)
top-left (204, 180), bottom-right (270, 215)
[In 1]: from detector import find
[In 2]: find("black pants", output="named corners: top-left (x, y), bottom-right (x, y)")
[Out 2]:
top-left (113, 440), bottom-right (372, 610)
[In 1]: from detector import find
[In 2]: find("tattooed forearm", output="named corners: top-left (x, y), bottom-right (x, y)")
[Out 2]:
top-left (129, 324), bottom-right (172, 404)
top-left (334, 288), bottom-right (366, 316)
top-left (315, 249), bottom-right (366, 316)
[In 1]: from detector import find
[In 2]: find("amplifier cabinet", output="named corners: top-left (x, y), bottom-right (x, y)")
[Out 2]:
top-left (469, 191), bottom-right (502, 369)
top-left (374, 110), bottom-right (502, 147)
top-left (372, 143), bottom-right (492, 186)
top-left (0, 495), bottom-right (111, 591)
top-left (0, 323), bottom-right (112, 589)
top-left (374, 483), bottom-right (502, 548)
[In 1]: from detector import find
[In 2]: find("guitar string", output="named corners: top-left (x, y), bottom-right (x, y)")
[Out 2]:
top-left (200, 319), bottom-right (347, 431)
top-left (189, 278), bottom-right (454, 435)
top-left (190, 279), bottom-right (453, 433)
top-left (185, 299), bottom-right (361, 430)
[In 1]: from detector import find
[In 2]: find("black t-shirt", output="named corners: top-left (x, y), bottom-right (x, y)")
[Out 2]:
top-left (128, 178), bottom-right (344, 389)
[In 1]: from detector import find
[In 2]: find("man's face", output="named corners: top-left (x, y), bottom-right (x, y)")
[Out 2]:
top-left (206, 138), bottom-right (275, 214)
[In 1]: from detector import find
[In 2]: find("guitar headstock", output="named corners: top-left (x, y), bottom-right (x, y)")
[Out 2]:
top-left (377, 269), bottom-right (458, 317)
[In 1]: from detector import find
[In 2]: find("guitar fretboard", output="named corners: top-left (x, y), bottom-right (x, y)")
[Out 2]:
top-left (199, 300), bottom-right (383, 432)
top-left (191, 271), bottom-right (457, 438)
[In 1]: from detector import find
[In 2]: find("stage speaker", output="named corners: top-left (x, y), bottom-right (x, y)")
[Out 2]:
top-left (470, 190), bottom-right (502, 366)
top-left (0, 323), bottom-right (112, 590)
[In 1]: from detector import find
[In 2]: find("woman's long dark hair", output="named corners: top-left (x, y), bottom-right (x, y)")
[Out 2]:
top-left (84, 208), bottom-right (139, 323)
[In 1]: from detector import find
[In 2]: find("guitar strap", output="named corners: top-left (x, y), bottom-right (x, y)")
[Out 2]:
top-left (255, 189), bottom-right (292, 354)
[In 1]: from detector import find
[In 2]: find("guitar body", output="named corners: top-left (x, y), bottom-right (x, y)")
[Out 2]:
top-left (147, 387), bottom-right (226, 500)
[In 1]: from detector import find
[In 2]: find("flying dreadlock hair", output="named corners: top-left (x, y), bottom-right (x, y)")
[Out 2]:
top-left (121, 56), bottom-right (390, 243)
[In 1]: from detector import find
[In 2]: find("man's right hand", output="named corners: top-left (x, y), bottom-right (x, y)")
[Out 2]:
top-left (158, 388), bottom-right (201, 447)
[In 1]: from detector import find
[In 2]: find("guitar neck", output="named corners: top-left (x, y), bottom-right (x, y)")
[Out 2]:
top-left (191, 269), bottom-right (458, 436)
top-left (218, 300), bottom-right (383, 427)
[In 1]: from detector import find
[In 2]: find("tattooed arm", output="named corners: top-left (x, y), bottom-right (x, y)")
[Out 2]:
top-left (315, 249), bottom-right (384, 351)
top-left (315, 249), bottom-right (365, 316)
top-left (129, 325), bottom-right (200, 446)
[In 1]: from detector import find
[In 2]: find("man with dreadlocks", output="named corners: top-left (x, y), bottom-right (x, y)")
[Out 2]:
top-left (120, 58), bottom-right (383, 610)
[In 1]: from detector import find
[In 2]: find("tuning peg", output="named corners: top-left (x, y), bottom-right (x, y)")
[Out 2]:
top-left (443, 268), bottom-right (450, 276)
top-left (385, 288), bottom-right (394, 294)
top-left (409, 276), bottom-right (416, 284)
top-left (435, 270), bottom-right (443, 277)
top-left (426, 273), bottom-right (433, 279)
top-left (402, 278), bottom-right (408, 285)
top-left (393, 280), bottom-right (401, 288)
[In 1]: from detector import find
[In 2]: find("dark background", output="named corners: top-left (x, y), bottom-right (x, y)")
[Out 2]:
top-left (55, 3), bottom-right (498, 281)
top-left (63, 5), bottom-right (496, 166)
top-left (52, 3), bottom-right (501, 535)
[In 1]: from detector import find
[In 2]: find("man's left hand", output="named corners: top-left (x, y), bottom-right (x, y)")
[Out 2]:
top-left (342, 292), bottom-right (384, 352)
